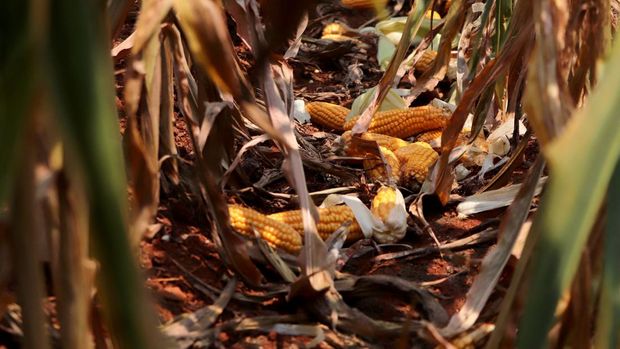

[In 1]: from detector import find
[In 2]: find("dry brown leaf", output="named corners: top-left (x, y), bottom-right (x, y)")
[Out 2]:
top-left (131, 0), bottom-right (173, 54)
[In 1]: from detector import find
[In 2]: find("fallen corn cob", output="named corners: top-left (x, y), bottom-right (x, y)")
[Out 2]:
top-left (416, 128), bottom-right (443, 143)
top-left (342, 105), bottom-right (450, 139)
top-left (322, 22), bottom-right (349, 36)
top-left (371, 186), bottom-right (407, 243)
top-left (363, 146), bottom-right (401, 183)
top-left (371, 185), bottom-right (398, 221)
top-left (425, 10), bottom-right (443, 20)
top-left (268, 206), bottom-right (363, 241)
top-left (395, 143), bottom-right (439, 186)
top-left (306, 102), bottom-right (351, 131)
top-left (321, 22), bottom-right (357, 41)
top-left (414, 50), bottom-right (438, 75)
top-left (340, 0), bottom-right (388, 9)
top-left (340, 131), bottom-right (410, 154)
top-left (228, 205), bottom-right (302, 254)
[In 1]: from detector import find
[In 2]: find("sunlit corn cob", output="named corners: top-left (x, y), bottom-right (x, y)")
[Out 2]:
top-left (306, 102), bottom-right (350, 131)
top-left (321, 22), bottom-right (359, 42)
top-left (425, 10), bottom-right (442, 20)
top-left (323, 22), bottom-right (348, 36)
top-left (268, 206), bottom-right (363, 241)
top-left (414, 50), bottom-right (438, 75)
top-left (394, 141), bottom-right (434, 163)
top-left (371, 186), bottom-right (408, 243)
top-left (342, 105), bottom-right (450, 139)
top-left (228, 205), bottom-right (302, 254)
top-left (341, 131), bottom-right (410, 154)
top-left (416, 128), bottom-right (443, 143)
top-left (340, 0), bottom-right (387, 9)
top-left (370, 186), bottom-right (397, 222)
top-left (395, 143), bottom-right (439, 186)
top-left (321, 22), bottom-right (353, 41)
top-left (363, 146), bottom-right (401, 183)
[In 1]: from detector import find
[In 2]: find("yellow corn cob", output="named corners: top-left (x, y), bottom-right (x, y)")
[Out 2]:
top-left (370, 186), bottom-right (408, 243)
top-left (425, 10), bottom-right (442, 19)
top-left (342, 105), bottom-right (450, 139)
top-left (395, 143), bottom-right (439, 186)
top-left (268, 206), bottom-right (363, 241)
top-left (416, 128), bottom-right (443, 143)
top-left (306, 102), bottom-right (350, 131)
top-left (228, 205), bottom-right (302, 254)
top-left (414, 50), bottom-right (438, 75)
top-left (321, 23), bottom-right (355, 41)
top-left (340, 0), bottom-right (387, 9)
top-left (363, 146), bottom-right (401, 183)
top-left (322, 22), bottom-right (352, 37)
top-left (341, 131), bottom-right (410, 154)
top-left (370, 185), bottom-right (397, 221)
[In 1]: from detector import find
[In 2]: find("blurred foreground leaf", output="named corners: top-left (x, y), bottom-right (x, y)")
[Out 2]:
top-left (47, 0), bottom-right (165, 347)
top-left (594, 161), bottom-right (620, 349)
top-left (0, 1), bottom-right (33, 203)
top-left (517, 29), bottom-right (620, 348)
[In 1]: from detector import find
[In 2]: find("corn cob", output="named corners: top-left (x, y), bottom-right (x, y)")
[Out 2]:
top-left (414, 50), bottom-right (438, 75)
top-left (321, 23), bottom-right (355, 41)
top-left (228, 205), bottom-right (302, 254)
top-left (416, 128), bottom-right (443, 143)
top-left (268, 206), bottom-right (363, 241)
top-left (306, 102), bottom-right (350, 131)
top-left (342, 105), bottom-right (450, 139)
top-left (341, 131), bottom-right (410, 154)
top-left (425, 10), bottom-right (442, 20)
top-left (323, 22), bottom-right (355, 37)
top-left (340, 0), bottom-right (387, 9)
top-left (370, 185), bottom-right (398, 222)
top-left (395, 143), bottom-right (439, 186)
top-left (371, 186), bottom-right (408, 243)
top-left (363, 146), bottom-right (401, 183)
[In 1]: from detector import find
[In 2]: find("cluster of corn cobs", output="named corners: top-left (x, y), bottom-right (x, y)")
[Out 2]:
top-left (225, 8), bottom-right (452, 253)
top-left (308, 101), bottom-right (447, 188)
top-left (227, 100), bottom-right (450, 253)
top-left (228, 186), bottom-right (401, 254)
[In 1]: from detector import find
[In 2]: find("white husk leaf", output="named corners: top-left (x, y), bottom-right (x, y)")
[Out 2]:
top-left (320, 186), bottom-right (408, 242)
top-left (374, 16), bottom-right (442, 70)
top-left (320, 194), bottom-right (381, 238)
top-left (457, 177), bottom-right (548, 217)
top-left (488, 117), bottom-right (526, 156)
top-left (293, 99), bottom-right (311, 123)
top-left (455, 164), bottom-right (472, 181)
top-left (348, 87), bottom-right (407, 120)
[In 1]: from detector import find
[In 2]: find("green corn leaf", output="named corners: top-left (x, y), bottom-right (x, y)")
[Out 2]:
top-left (516, 30), bottom-right (620, 349)
top-left (47, 1), bottom-right (166, 348)
top-left (594, 160), bottom-right (620, 349)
